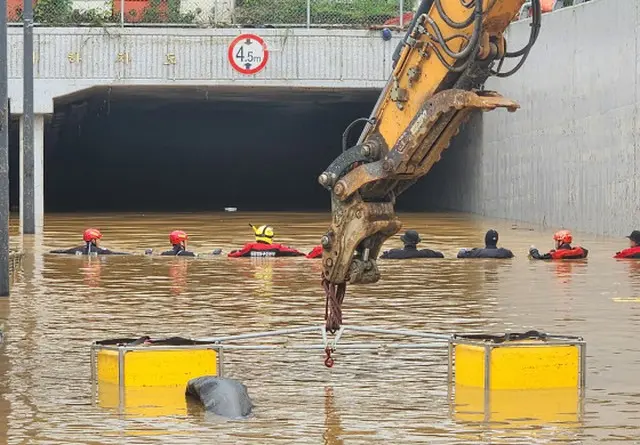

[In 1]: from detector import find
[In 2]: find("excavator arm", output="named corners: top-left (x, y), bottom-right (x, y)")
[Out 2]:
top-left (318, 0), bottom-right (542, 332)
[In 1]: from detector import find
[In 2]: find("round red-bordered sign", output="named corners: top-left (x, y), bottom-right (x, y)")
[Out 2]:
top-left (228, 34), bottom-right (269, 75)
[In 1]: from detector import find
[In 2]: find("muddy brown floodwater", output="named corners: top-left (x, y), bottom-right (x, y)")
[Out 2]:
top-left (1, 212), bottom-right (639, 444)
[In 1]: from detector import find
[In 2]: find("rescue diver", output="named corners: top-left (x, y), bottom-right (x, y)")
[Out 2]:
top-left (529, 230), bottom-right (588, 260)
top-left (457, 229), bottom-right (514, 259)
top-left (50, 228), bottom-right (128, 255)
top-left (161, 230), bottom-right (196, 257)
top-left (380, 230), bottom-right (444, 259)
top-left (228, 224), bottom-right (305, 258)
top-left (614, 230), bottom-right (640, 259)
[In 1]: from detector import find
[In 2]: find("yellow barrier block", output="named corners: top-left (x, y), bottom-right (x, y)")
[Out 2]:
top-left (91, 338), bottom-right (223, 417)
top-left (96, 348), bottom-right (218, 387)
top-left (92, 339), bottom-right (222, 388)
top-left (449, 332), bottom-right (585, 390)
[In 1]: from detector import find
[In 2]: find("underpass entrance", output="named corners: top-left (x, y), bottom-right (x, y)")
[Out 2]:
top-left (45, 86), bottom-right (381, 212)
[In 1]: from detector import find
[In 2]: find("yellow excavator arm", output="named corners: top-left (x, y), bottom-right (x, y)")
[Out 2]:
top-left (318, 0), bottom-right (542, 332)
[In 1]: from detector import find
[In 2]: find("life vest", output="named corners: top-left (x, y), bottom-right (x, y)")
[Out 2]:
top-left (306, 245), bottom-right (323, 259)
top-left (614, 246), bottom-right (640, 259)
top-left (549, 246), bottom-right (588, 260)
top-left (228, 242), bottom-right (304, 258)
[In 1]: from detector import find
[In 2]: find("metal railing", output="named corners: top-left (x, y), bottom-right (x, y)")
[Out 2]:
top-left (5, 0), bottom-right (417, 28)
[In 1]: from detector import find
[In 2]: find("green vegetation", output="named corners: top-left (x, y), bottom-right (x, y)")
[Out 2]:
top-left (235, 0), bottom-right (415, 26)
top-left (12, 0), bottom-right (119, 25)
top-left (8, 0), bottom-right (414, 26)
top-left (34, 0), bottom-right (73, 24)
top-left (139, 0), bottom-right (196, 23)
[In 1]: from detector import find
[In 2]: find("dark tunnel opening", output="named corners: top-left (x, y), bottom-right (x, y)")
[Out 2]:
top-left (19, 85), bottom-right (467, 214)
top-left (45, 86), bottom-right (391, 213)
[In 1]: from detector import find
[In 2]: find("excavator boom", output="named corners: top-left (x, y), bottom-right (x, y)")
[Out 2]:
top-left (318, 0), bottom-right (542, 332)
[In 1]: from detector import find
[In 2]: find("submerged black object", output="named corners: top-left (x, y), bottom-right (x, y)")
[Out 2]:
top-left (452, 330), bottom-right (584, 344)
top-left (186, 376), bottom-right (253, 419)
top-left (95, 336), bottom-right (215, 347)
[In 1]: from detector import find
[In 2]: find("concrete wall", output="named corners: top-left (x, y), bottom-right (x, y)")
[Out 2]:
top-left (5, 27), bottom-right (401, 113)
top-left (426, 0), bottom-right (640, 237)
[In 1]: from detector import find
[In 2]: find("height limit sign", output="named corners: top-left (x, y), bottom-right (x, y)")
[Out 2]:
top-left (228, 34), bottom-right (269, 75)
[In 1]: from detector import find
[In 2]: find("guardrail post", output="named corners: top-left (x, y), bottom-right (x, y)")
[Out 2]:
top-left (0, 0), bottom-right (9, 296)
top-left (120, 0), bottom-right (125, 26)
top-left (306, 0), bottom-right (311, 28)
top-left (22, 0), bottom-right (35, 235)
top-left (399, 0), bottom-right (404, 28)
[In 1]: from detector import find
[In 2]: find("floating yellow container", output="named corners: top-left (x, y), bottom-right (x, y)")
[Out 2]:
top-left (448, 331), bottom-right (586, 390)
top-left (91, 337), bottom-right (222, 417)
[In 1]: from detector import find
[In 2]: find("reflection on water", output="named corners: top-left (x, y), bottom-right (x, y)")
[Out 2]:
top-left (97, 383), bottom-right (190, 418)
top-left (324, 387), bottom-right (344, 445)
top-left (451, 386), bottom-right (583, 426)
top-left (168, 259), bottom-right (190, 296)
top-left (1, 212), bottom-right (640, 444)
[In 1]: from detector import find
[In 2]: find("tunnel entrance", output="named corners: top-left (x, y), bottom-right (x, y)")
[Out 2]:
top-left (45, 86), bottom-right (384, 213)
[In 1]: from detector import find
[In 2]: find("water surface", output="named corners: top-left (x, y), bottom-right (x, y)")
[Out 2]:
top-left (1, 212), bottom-right (639, 444)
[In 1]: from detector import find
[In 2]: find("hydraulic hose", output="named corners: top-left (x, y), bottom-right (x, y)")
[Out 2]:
top-left (342, 117), bottom-right (375, 153)
top-left (434, 0), bottom-right (475, 29)
top-left (505, 0), bottom-right (541, 58)
top-left (419, 0), bottom-right (483, 72)
top-left (435, 0), bottom-right (499, 29)
top-left (424, 0), bottom-right (481, 61)
top-left (428, 41), bottom-right (478, 73)
top-left (492, 0), bottom-right (541, 77)
top-left (421, 0), bottom-right (483, 66)
top-left (392, 0), bottom-right (435, 68)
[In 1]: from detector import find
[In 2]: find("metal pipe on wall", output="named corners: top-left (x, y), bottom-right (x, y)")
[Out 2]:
top-left (23, 0), bottom-right (35, 235)
top-left (0, 0), bottom-right (10, 296)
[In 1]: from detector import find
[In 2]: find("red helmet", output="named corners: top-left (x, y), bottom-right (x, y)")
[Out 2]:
top-left (83, 228), bottom-right (102, 243)
top-left (553, 230), bottom-right (572, 244)
top-left (169, 230), bottom-right (188, 245)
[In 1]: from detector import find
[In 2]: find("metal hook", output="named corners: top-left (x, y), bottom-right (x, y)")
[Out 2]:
top-left (324, 346), bottom-right (335, 368)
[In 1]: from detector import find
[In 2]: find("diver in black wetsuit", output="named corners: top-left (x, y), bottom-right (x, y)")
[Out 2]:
top-left (380, 230), bottom-right (444, 259)
top-left (50, 228), bottom-right (129, 255)
top-left (457, 229), bottom-right (514, 259)
top-left (161, 231), bottom-right (196, 257)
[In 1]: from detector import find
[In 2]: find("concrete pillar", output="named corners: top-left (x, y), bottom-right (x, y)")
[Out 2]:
top-left (19, 114), bottom-right (44, 234)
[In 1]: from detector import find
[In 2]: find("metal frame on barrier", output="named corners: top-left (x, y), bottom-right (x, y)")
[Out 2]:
top-left (198, 324), bottom-right (451, 352)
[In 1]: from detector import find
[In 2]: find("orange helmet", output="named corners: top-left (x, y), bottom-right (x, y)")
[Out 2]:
top-left (83, 228), bottom-right (102, 243)
top-left (553, 230), bottom-right (572, 244)
top-left (169, 230), bottom-right (188, 245)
